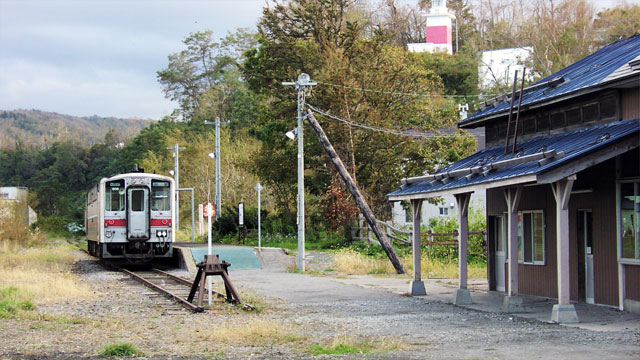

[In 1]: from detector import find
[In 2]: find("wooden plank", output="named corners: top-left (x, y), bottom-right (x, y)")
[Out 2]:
top-left (306, 110), bottom-right (406, 274)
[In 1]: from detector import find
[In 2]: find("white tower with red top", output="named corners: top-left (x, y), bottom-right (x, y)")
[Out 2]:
top-left (408, 0), bottom-right (456, 54)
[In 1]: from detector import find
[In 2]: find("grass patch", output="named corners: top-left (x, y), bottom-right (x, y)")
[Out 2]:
top-left (309, 335), bottom-right (405, 355)
top-left (331, 249), bottom-right (486, 279)
top-left (100, 342), bottom-right (144, 357)
top-left (196, 318), bottom-right (304, 346)
top-left (0, 243), bottom-right (93, 304)
top-left (0, 286), bottom-right (36, 318)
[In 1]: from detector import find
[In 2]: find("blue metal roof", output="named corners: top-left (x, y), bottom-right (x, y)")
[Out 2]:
top-left (388, 119), bottom-right (640, 199)
top-left (462, 35), bottom-right (640, 127)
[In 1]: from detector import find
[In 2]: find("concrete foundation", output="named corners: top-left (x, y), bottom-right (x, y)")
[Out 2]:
top-left (624, 299), bottom-right (640, 315)
top-left (502, 295), bottom-right (526, 313)
top-left (410, 280), bottom-right (426, 296)
top-left (452, 288), bottom-right (472, 305)
top-left (551, 304), bottom-right (579, 323)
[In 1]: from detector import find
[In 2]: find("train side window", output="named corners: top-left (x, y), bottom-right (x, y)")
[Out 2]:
top-left (151, 180), bottom-right (171, 211)
top-left (105, 180), bottom-right (125, 211)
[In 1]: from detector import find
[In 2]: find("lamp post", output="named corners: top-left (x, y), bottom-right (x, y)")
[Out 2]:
top-left (282, 73), bottom-right (316, 271)
top-left (204, 117), bottom-right (228, 221)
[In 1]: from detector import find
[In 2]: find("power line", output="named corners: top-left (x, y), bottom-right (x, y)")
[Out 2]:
top-left (315, 80), bottom-right (495, 99)
top-left (306, 104), bottom-right (474, 139)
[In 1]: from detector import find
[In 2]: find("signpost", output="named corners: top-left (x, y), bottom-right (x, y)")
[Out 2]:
top-left (254, 183), bottom-right (263, 252)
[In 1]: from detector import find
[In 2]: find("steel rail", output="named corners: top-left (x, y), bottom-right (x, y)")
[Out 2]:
top-left (119, 268), bottom-right (203, 313)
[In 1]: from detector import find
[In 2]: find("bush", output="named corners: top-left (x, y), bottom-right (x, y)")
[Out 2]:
top-left (33, 215), bottom-right (83, 237)
top-left (0, 286), bottom-right (36, 318)
top-left (100, 343), bottom-right (144, 357)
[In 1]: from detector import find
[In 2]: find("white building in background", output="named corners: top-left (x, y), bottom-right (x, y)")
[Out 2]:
top-left (0, 187), bottom-right (37, 225)
top-left (478, 47), bottom-right (534, 90)
top-left (407, 0), bottom-right (456, 54)
top-left (392, 192), bottom-right (485, 228)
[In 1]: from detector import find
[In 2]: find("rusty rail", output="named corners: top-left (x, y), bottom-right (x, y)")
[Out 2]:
top-left (119, 267), bottom-right (204, 313)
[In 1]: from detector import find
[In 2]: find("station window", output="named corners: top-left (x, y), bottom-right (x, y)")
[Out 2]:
top-left (518, 210), bottom-right (545, 265)
top-left (439, 207), bottom-right (449, 216)
top-left (105, 180), bottom-right (125, 211)
top-left (151, 180), bottom-right (171, 211)
top-left (620, 182), bottom-right (640, 260)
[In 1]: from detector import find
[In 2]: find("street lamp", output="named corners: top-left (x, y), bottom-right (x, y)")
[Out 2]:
top-left (282, 73), bottom-right (316, 271)
top-left (285, 128), bottom-right (298, 140)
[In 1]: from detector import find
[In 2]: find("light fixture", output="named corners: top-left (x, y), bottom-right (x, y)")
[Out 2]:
top-left (208, 152), bottom-right (215, 159)
top-left (286, 128), bottom-right (298, 140)
top-left (169, 170), bottom-right (175, 176)
top-left (450, 202), bottom-right (455, 208)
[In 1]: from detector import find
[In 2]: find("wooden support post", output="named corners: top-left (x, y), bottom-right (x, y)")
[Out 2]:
top-left (503, 187), bottom-right (525, 312)
top-left (551, 176), bottom-right (579, 323)
top-left (453, 193), bottom-right (473, 305)
top-left (306, 110), bottom-right (406, 274)
top-left (410, 199), bottom-right (426, 295)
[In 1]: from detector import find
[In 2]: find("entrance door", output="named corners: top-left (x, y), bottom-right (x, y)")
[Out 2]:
top-left (127, 187), bottom-right (149, 240)
top-left (578, 210), bottom-right (594, 304)
top-left (494, 216), bottom-right (507, 292)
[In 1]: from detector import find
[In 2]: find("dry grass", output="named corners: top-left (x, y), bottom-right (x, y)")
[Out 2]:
top-left (196, 318), bottom-right (303, 346)
top-left (0, 201), bottom-right (45, 248)
top-left (0, 243), bottom-right (93, 304)
top-left (332, 249), bottom-right (486, 279)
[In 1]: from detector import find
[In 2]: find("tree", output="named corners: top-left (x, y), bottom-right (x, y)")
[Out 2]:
top-left (594, 2), bottom-right (640, 47)
top-left (243, 0), bottom-right (476, 219)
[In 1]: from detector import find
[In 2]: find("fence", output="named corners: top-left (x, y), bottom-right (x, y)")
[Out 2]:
top-left (350, 214), bottom-right (486, 248)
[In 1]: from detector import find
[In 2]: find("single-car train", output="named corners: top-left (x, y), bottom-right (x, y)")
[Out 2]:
top-left (85, 171), bottom-right (175, 262)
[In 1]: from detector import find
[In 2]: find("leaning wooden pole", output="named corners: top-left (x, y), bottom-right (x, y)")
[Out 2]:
top-left (306, 110), bottom-right (406, 274)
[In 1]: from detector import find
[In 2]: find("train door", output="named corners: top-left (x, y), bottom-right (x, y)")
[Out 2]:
top-left (127, 187), bottom-right (150, 240)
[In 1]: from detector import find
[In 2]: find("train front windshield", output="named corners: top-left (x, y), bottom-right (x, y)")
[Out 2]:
top-left (105, 180), bottom-right (125, 211)
top-left (151, 180), bottom-right (171, 211)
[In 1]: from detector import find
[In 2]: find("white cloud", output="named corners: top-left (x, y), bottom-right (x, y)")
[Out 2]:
top-left (0, 0), bottom-right (264, 119)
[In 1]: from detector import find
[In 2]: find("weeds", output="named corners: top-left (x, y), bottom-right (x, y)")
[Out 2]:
top-left (100, 342), bottom-right (144, 357)
top-left (309, 335), bottom-right (405, 355)
top-left (0, 286), bottom-right (36, 318)
top-left (331, 249), bottom-right (486, 279)
top-left (197, 318), bottom-right (303, 346)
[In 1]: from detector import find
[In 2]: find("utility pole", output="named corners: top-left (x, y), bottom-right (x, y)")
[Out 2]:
top-left (166, 144), bottom-right (185, 229)
top-left (204, 117), bottom-right (228, 221)
top-left (255, 183), bottom-right (263, 252)
top-left (282, 73), bottom-right (316, 271)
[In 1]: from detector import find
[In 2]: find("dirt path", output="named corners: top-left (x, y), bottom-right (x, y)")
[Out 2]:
top-left (232, 268), bottom-right (639, 359)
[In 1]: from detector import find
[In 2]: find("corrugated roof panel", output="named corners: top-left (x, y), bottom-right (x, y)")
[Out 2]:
top-left (462, 35), bottom-right (640, 126)
top-left (388, 119), bottom-right (640, 198)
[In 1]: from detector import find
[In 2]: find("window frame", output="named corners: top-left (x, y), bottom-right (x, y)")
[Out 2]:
top-left (618, 179), bottom-right (640, 264)
top-left (517, 210), bottom-right (546, 265)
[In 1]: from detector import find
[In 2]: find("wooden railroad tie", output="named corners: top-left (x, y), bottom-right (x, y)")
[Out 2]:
top-left (187, 254), bottom-right (243, 308)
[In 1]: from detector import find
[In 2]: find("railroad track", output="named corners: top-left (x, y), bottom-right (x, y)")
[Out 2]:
top-left (118, 267), bottom-right (205, 313)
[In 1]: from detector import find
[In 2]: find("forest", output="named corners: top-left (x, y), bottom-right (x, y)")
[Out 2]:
top-left (0, 0), bottom-right (638, 250)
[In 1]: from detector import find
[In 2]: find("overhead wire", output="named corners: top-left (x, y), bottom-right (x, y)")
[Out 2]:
top-left (315, 80), bottom-right (496, 99)
top-left (306, 104), bottom-right (475, 139)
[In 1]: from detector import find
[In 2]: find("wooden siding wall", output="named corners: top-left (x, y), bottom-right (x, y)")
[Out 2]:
top-left (626, 265), bottom-right (640, 301)
top-left (486, 158), bottom-right (620, 306)
top-left (621, 87), bottom-right (640, 120)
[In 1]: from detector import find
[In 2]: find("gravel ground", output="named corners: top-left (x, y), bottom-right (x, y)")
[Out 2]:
top-left (0, 248), bottom-right (638, 359)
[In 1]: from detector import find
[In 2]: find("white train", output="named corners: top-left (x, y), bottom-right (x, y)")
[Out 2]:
top-left (85, 171), bottom-right (175, 262)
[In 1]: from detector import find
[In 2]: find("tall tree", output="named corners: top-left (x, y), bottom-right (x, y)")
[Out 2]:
top-left (593, 2), bottom-right (640, 47)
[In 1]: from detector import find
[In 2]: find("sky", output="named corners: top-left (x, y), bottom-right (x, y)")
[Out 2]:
top-left (0, 0), bottom-right (266, 119)
top-left (0, 0), bottom-right (637, 120)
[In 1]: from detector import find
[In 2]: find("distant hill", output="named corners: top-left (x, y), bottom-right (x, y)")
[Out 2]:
top-left (0, 109), bottom-right (151, 149)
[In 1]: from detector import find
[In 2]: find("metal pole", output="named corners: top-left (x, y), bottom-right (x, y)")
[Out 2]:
top-left (174, 143), bottom-right (179, 230)
top-left (206, 202), bottom-right (212, 306)
top-left (255, 183), bottom-right (263, 252)
top-left (215, 117), bottom-right (221, 221)
top-left (204, 118), bottom-right (228, 221)
top-left (283, 73), bottom-right (315, 272)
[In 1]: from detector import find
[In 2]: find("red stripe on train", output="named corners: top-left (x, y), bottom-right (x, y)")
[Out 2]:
top-left (105, 219), bottom-right (126, 227)
top-left (150, 219), bottom-right (171, 227)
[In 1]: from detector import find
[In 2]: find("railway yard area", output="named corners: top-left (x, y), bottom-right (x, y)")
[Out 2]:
top-left (0, 242), bottom-right (639, 359)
